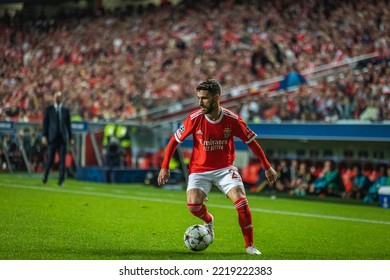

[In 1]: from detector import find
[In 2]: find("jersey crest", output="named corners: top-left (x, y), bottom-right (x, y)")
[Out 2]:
top-left (223, 128), bottom-right (232, 138)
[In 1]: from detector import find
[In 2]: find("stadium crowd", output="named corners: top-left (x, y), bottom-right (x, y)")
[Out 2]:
top-left (238, 60), bottom-right (390, 123)
top-left (1, 0), bottom-right (390, 122)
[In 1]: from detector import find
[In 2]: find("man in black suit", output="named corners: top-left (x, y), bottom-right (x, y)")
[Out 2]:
top-left (42, 91), bottom-right (74, 186)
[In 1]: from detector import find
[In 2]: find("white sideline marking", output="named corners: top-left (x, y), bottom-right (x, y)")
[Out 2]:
top-left (112, 189), bottom-right (127, 194)
top-left (1, 182), bottom-right (390, 225)
top-left (82, 187), bottom-right (97, 191)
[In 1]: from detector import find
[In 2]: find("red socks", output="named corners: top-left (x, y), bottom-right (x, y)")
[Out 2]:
top-left (187, 198), bottom-right (254, 247)
top-left (187, 203), bottom-right (213, 224)
top-left (234, 197), bottom-right (254, 247)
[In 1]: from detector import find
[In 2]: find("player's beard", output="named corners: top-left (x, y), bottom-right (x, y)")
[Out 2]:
top-left (201, 99), bottom-right (217, 115)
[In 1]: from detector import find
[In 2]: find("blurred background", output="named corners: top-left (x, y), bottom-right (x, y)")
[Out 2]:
top-left (0, 0), bottom-right (389, 205)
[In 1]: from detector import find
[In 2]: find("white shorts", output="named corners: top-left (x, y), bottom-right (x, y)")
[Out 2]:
top-left (187, 166), bottom-right (244, 196)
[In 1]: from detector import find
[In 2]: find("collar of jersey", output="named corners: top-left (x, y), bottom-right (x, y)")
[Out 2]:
top-left (205, 108), bottom-right (224, 124)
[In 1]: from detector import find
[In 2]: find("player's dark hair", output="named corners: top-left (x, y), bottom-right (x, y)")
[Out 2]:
top-left (196, 79), bottom-right (222, 96)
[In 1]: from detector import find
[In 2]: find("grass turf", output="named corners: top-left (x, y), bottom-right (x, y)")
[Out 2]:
top-left (0, 174), bottom-right (389, 260)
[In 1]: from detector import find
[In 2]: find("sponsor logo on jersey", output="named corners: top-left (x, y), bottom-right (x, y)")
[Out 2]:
top-left (199, 139), bottom-right (228, 151)
top-left (223, 128), bottom-right (232, 138)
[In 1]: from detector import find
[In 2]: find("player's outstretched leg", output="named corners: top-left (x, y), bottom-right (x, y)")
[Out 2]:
top-left (234, 197), bottom-right (261, 255)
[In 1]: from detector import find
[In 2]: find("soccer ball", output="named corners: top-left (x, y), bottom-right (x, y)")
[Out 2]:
top-left (183, 224), bottom-right (213, 251)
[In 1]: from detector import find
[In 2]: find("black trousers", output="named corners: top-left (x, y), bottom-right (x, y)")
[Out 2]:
top-left (43, 134), bottom-right (67, 184)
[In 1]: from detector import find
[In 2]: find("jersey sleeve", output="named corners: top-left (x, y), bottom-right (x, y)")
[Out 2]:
top-left (248, 140), bottom-right (271, 170)
top-left (234, 116), bottom-right (257, 144)
top-left (174, 115), bottom-right (194, 143)
top-left (161, 115), bottom-right (194, 169)
top-left (160, 136), bottom-right (179, 169)
top-left (235, 116), bottom-right (271, 170)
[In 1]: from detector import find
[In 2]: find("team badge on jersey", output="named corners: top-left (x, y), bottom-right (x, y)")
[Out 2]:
top-left (179, 124), bottom-right (185, 133)
top-left (223, 128), bottom-right (232, 138)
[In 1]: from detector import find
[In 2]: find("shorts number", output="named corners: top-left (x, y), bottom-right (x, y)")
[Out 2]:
top-left (229, 169), bottom-right (240, 179)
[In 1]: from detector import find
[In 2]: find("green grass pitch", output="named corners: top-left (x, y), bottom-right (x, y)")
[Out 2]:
top-left (1, 174), bottom-right (389, 260)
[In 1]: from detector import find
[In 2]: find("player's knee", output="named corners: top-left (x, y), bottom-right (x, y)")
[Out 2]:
top-left (227, 186), bottom-right (246, 201)
top-left (186, 188), bottom-right (206, 204)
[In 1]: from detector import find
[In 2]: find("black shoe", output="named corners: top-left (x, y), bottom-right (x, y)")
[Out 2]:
top-left (42, 177), bottom-right (47, 184)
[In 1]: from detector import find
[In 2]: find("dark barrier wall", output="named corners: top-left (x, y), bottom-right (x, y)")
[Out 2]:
top-left (177, 123), bottom-right (390, 164)
top-left (251, 123), bottom-right (390, 142)
top-left (75, 167), bottom-right (158, 184)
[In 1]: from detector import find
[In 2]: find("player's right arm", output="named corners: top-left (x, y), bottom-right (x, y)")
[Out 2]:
top-left (158, 136), bottom-right (179, 186)
top-left (157, 113), bottom-right (196, 186)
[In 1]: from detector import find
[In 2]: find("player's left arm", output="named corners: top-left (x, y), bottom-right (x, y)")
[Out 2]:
top-left (235, 116), bottom-right (277, 183)
top-left (247, 140), bottom-right (277, 183)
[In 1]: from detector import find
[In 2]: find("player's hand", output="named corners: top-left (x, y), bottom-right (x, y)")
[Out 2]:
top-left (41, 137), bottom-right (47, 146)
top-left (70, 138), bottom-right (75, 145)
top-left (157, 168), bottom-right (170, 186)
top-left (265, 167), bottom-right (278, 183)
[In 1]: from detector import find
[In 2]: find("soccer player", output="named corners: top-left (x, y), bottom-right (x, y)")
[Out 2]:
top-left (158, 79), bottom-right (277, 255)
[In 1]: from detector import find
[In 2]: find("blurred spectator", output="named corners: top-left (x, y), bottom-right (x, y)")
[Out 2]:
top-left (102, 123), bottom-right (132, 167)
top-left (29, 132), bottom-right (46, 172)
top-left (360, 100), bottom-right (380, 121)
top-left (364, 165), bottom-right (390, 203)
top-left (290, 159), bottom-right (298, 185)
top-left (340, 164), bottom-right (354, 198)
top-left (309, 160), bottom-right (344, 197)
top-left (3, 133), bottom-right (23, 170)
top-left (291, 161), bottom-right (313, 196)
top-left (19, 127), bottom-right (33, 161)
top-left (105, 137), bottom-right (124, 168)
top-left (241, 158), bottom-right (262, 190)
top-left (0, 134), bottom-right (12, 170)
top-left (275, 159), bottom-right (292, 192)
top-left (347, 164), bottom-right (371, 199)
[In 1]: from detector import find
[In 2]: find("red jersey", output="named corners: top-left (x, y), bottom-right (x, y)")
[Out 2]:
top-left (174, 107), bottom-right (257, 174)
